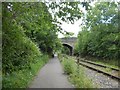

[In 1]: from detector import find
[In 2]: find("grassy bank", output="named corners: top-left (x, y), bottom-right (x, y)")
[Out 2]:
top-left (59, 54), bottom-right (95, 88)
top-left (81, 56), bottom-right (119, 69)
top-left (2, 54), bottom-right (49, 88)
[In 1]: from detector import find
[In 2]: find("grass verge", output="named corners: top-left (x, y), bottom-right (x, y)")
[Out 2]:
top-left (2, 54), bottom-right (49, 88)
top-left (59, 54), bottom-right (95, 88)
top-left (82, 56), bottom-right (119, 69)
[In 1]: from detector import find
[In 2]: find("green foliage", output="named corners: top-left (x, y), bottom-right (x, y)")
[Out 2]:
top-left (61, 56), bottom-right (76, 75)
top-left (48, 2), bottom-right (82, 24)
top-left (2, 2), bottom-right (102, 88)
top-left (2, 2), bottom-right (63, 74)
top-left (74, 29), bottom-right (90, 56)
top-left (69, 66), bottom-right (94, 88)
top-left (2, 55), bottom-right (49, 88)
top-left (61, 46), bottom-right (70, 55)
top-left (60, 55), bottom-right (94, 88)
top-left (64, 32), bottom-right (74, 38)
top-left (84, 56), bottom-right (119, 69)
top-left (3, 2), bottom-right (62, 55)
top-left (2, 1), bottom-right (85, 76)
top-left (75, 2), bottom-right (120, 59)
top-left (2, 21), bottom-right (41, 74)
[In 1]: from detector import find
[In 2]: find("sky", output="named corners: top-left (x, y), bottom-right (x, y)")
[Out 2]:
top-left (58, 3), bottom-right (88, 38)
top-left (46, 2), bottom-right (95, 38)
top-left (58, 19), bottom-right (83, 38)
top-left (58, 1), bottom-right (120, 38)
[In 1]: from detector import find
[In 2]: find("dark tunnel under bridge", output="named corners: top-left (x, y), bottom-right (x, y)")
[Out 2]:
top-left (60, 37), bottom-right (77, 56)
top-left (62, 43), bottom-right (73, 56)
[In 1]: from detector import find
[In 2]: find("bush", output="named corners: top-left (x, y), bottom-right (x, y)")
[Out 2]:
top-left (69, 66), bottom-right (94, 88)
top-left (74, 2), bottom-right (119, 60)
top-left (60, 55), bottom-right (94, 88)
top-left (2, 54), bottom-right (49, 88)
top-left (62, 57), bottom-right (76, 75)
top-left (2, 22), bottom-right (41, 74)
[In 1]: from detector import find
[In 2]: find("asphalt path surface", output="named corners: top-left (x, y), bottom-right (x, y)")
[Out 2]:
top-left (29, 56), bottom-right (74, 88)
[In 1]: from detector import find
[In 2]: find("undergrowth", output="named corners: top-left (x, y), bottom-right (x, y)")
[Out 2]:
top-left (59, 54), bottom-right (95, 88)
top-left (2, 55), bottom-right (49, 88)
top-left (83, 56), bottom-right (119, 69)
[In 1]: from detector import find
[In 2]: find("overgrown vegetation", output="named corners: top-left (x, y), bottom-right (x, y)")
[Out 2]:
top-left (2, 19), bottom-right (49, 87)
top-left (2, 55), bottom-right (49, 88)
top-left (2, 1), bottom-right (119, 88)
top-left (59, 54), bottom-right (94, 88)
top-left (61, 46), bottom-right (70, 55)
top-left (83, 56), bottom-right (119, 69)
top-left (2, 2), bottom-right (56, 88)
top-left (2, 2), bottom-right (87, 88)
top-left (74, 2), bottom-right (119, 60)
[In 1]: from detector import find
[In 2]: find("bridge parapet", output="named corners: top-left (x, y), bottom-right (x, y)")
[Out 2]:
top-left (60, 37), bottom-right (77, 47)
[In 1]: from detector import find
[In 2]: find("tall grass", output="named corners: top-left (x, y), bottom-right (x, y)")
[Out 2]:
top-left (60, 54), bottom-right (94, 88)
top-left (83, 56), bottom-right (119, 69)
top-left (2, 54), bottom-right (49, 88)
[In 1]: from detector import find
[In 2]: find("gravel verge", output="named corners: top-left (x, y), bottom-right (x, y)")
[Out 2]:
top-left (81, 65), bottom-right (119, 88)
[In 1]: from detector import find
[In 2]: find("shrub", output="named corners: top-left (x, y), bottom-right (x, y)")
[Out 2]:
top-left (60, 55), bottom-right (94, 88)
top-left (62, 57), bottom-right (76, 75)
top-left (2, 54), bottom-right (49, 88)
top-left (2, 22), bottom-right (41, 74)
top-left (69, 66), bottom-right (94, 88)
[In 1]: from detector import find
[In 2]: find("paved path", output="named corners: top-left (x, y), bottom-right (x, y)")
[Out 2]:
top-left (29, 56), bottom-right (74, 88)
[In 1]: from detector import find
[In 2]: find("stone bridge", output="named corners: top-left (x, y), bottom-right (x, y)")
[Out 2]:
top-left (60, 37), bottom-right (77, 55)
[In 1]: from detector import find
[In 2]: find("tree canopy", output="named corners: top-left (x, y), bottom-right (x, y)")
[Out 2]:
top-left (2, 2), bottom-right (87, 73)
top-left (74, 2), bottom-right (119, 59)
top-left (2, 1), bottom-right (119, 74)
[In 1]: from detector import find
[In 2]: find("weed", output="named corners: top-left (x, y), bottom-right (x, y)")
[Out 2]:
top-left (2, 55), bottom-right (49, 88)
top-left (60, 55), bottom-right (94, 88)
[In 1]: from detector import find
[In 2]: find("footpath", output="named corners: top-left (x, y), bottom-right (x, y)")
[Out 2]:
top-left (29, 56), bottom-right (74, 88)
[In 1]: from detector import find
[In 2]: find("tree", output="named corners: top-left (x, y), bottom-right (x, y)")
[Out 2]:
top-left (75, 2), bottom-right (119, 59)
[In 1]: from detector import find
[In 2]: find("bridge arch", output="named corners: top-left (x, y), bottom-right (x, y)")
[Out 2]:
top-left (62, 43), bottom-right (73, 56)
top-left (60, 37), bottom-right (77, 55)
